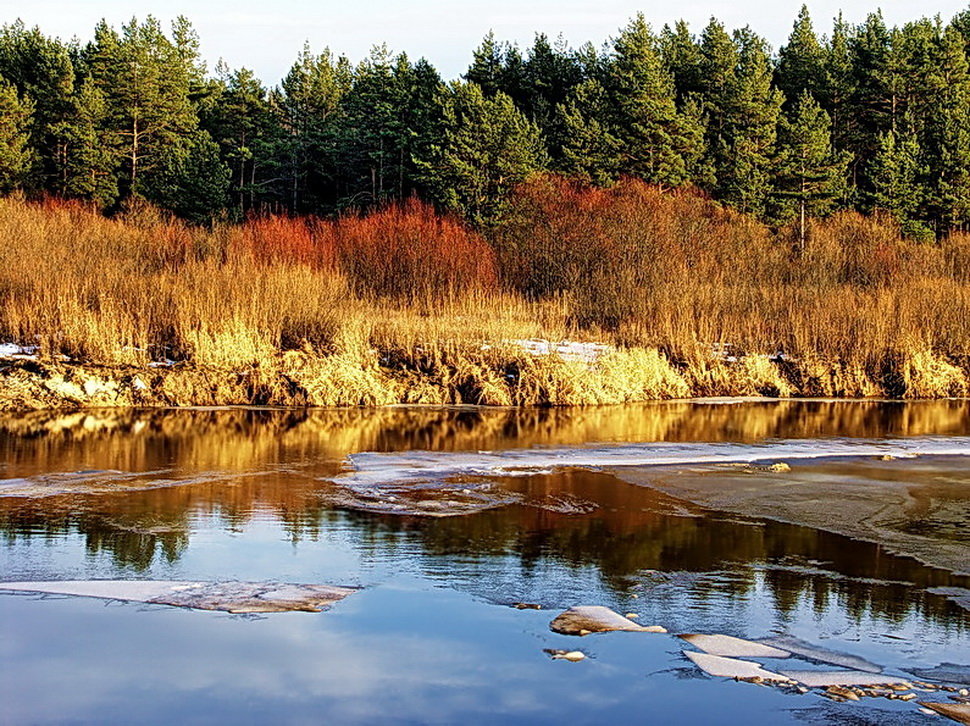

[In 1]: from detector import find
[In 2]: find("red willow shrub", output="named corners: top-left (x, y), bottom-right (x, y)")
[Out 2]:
top-left (231, 215), bottom-right (322, 267)
top-left (228, 200), bottom-right (497, 301)
top-left (494, 174), bottom-right (774, 328)
top-left (320, 198), bottom-right (498, 300)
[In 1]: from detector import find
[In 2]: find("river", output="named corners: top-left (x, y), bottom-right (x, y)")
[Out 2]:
top-left (1, 401), bottom-right (968, 724)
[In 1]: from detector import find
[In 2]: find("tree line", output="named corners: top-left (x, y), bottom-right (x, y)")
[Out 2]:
top-left (1, 7), bottom-right (970, 238)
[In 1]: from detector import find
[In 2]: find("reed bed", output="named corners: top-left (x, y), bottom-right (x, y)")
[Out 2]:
top-left (1, 177), bottom-right (969, 409)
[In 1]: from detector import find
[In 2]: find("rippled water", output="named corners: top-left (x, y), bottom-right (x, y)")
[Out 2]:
top-left (1, 401), bottom-right (969, 724)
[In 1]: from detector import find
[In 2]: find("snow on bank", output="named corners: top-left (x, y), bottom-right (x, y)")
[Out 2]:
top-left (0, 343), bottom-right (38, 360)
top-left (510, 339), bottom-right (612, 364)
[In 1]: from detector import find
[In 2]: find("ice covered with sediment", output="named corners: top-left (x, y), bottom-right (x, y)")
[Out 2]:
top-left (549, 606), bottom-right (666, 635)
top-left (778, 670), bottom-right (911, 687)
top-left (333, 436), bottom-right (970, 488)
top-left (684, 651), bottom-right (792, 681)
top-left (0, 580), bottom-right (357, 613)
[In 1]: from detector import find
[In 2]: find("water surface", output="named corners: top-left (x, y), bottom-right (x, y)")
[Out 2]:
top-left (1, 401), bottom-right (969, 724)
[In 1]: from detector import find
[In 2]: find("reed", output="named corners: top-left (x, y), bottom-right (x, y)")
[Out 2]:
top-left (2, 178), bottom-right (970, 408)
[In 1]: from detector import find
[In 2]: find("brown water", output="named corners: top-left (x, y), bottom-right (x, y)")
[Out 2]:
top-left (1, 401), bottom-right (969, 725)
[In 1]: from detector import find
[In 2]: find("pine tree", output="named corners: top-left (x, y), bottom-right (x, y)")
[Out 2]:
top-left (273, 43), bottom-right (351, 212)
top-left (555, 79), bottom-right (623, 184)
top-left (823, 15), bottom-right (855, 162)
top-left (721, 30), bottom-right (784, 216)
top-left (520, 34), bottom-right (584, 136)
top-left (869, 125), bottom-right (924, 235)
top-left (659, 20), bottom-right (704, 103)
top-left (0, 22), bottom-right (76, 189)
top-left (908, 23), bottom-right (970, 232)
top-left (48, 76), bottom-right (118, 205)
top-left (776, 6), bottom-right (827, 107)
top-left (846, 12), bottom-right (901, 197)
top-left (465, 32), bottom-right (507, 97)
top-left (153, 130), bottom-right (229, 223)
top-left (201, 64), bottom-right (274, 216)
top-left (85, 17), bottom-right (202, 202)
top-left (695, 23), bottom-right (782, 216)
top-left (416, 82), bottom-right (547, 226)
top-left (602, 14), bottom-right (701, 185)
top-left (0, 78), bottom-right (33, 192)
top-left (773, 91), bottom-right (851, 247)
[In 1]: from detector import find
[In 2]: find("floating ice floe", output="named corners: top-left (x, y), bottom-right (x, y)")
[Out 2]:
top-left (778, 670), bottom-right (911, 688)
top-left (0, 580), bottom-right (357, 613)
top-left (338, 436), bottom-right (970, 490)
top-left (683, 651), bottom-right (792, 682)
top-left (918, 702), bottom-right (970, 725)
top-left (757, 635), bottom-right (883, 673)
top-left (678, 633), bottom-right (790, 658)
top-left (908, 663), bottom-right (970, 686)
top-left (549, 605), bottom-right (667, 635)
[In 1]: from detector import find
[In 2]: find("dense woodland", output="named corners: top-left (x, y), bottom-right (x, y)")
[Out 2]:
top-left (1, 7), bottom-right (970, 237)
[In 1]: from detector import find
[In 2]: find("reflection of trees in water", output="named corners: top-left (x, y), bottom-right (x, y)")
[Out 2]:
top-left (330, 471), bottom-right (970, 630)
top-left (0, 402), bottom-right (968, 622)
top-left (0, 470), bottom-right (967, 629)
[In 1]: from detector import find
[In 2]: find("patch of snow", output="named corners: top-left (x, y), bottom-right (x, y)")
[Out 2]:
top-left (511, 339), bottom-right (612, 364)
top-left (0, 342), bottom-right (38, 360)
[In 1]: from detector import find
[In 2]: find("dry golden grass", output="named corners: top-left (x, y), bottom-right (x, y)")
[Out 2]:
top-left (2, 184), bottom-right (970, 408)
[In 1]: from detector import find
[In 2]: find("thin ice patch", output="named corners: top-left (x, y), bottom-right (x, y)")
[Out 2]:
top-left (0, 580), bottom-right (357, 613)
top-left (757, 635), bottom-right (882, 673)
top-left (679, 633), bottom-right (790, 658)
top-left (684, 651), bottom-right (792, 681)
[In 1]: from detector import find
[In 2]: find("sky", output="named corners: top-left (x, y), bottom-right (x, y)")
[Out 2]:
top-left (3, 0), bottom-right (969, 84)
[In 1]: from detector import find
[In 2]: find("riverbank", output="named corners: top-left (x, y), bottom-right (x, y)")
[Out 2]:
top-left (2, 343), bottom-right (968, 411)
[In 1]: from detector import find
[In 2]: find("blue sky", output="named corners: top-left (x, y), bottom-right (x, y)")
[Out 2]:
top-left (5, 1), bottom-right (969, 84)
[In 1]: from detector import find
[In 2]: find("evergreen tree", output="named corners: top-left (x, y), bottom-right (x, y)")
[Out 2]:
top-left (465, 32), bottom-right (507, 97)
top-left (85, 17), bottom-right (202, 202)
top-left (823, 15), bottom-right (855, 163)
top-left (601, 14), bottom-right (702, 185)
top-left (776, 6), bottom-right (827, 107)
top-left (696, 23), bottom-right (782, 216)
top-left (659, 20), bottom-right (704, 103)
top-left (773, 91), bottom-right (851, 247)
top-left (846, 12), bottom-right (901, 196)
top-left (153, 130), bottom-right (229, 223)
top-left (869, 125), bottom-right (924, 234)
top-left (0, 22), bottom-right (76, 189)
top-left (555, 79), bottom-right (623, 184)
top-left (201, 64), bottom-right (275, 216)
top-left (416, 82), bottom-right (547, 226)
top-left (48, 76), bottom-right (118, 205)
top-left (520, 34), bottom-right (584, 135)
top-left (721, 29), bottom-right (784, 216)
top-left (0, 78), bottom-right (33, 192)
top-left (909, 23), bottom-right (970, 232)
top-left (273, 43), bottom-right (351, 212)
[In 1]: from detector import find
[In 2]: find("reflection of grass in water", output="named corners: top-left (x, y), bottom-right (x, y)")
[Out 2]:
top-left (3, 400), bottom-right (970, 477)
